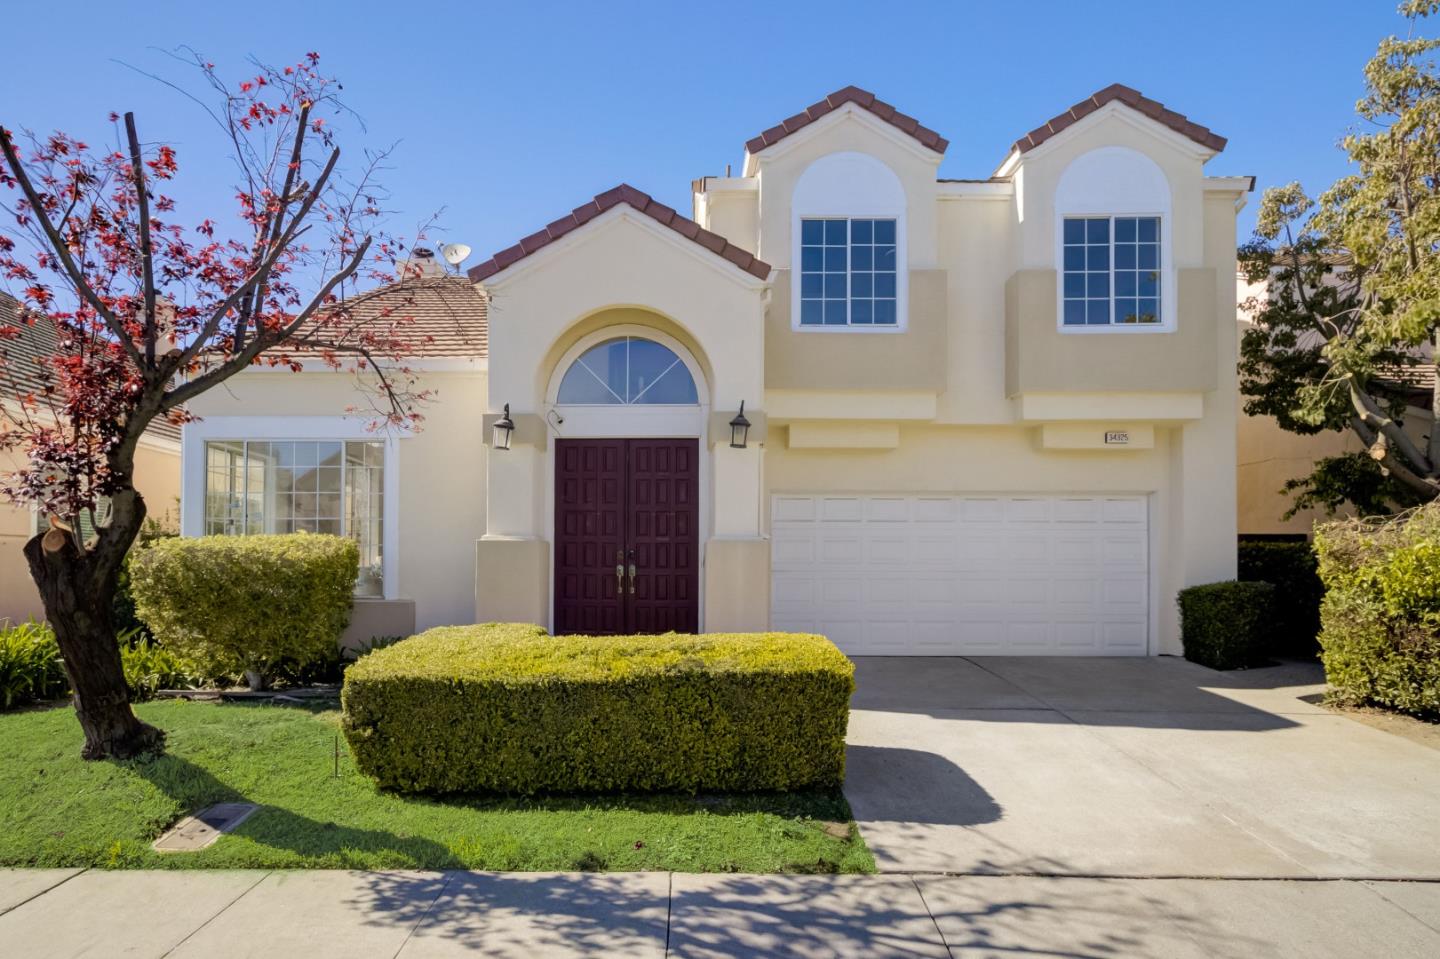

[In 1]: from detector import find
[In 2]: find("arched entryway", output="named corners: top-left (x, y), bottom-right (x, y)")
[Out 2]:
top-left (545, 325), bottom-right (709, 635)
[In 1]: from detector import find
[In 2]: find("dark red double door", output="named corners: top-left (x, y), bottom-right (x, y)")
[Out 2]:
top-left (554, 438), bottom-right (699, 634)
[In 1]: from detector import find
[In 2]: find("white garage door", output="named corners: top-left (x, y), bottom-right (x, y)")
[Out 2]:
top-left (770, 494), bottom-right (1150, 655)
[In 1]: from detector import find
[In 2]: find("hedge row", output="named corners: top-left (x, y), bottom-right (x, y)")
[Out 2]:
top-left (341, 624), bottom-right (855, 795)
top-left (1314, 507), bottom-right (1440, 718)
top-left (1237, 540), bottom-right (1323, 658)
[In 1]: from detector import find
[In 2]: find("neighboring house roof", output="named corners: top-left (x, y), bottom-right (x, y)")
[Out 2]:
top-left (743, 85), bottom-right (949, 157)
top-left (0, 292), bottom-right (182, 443)
top-left (292, 274), bottom-right (489, 358)
top-left (468, 184), bottom-right (772, 283)
top-left (1010, 83), bottom-right (1227, 156)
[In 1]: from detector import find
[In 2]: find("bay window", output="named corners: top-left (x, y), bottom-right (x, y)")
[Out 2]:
top-left (204, 439), bottom-right (385, 597)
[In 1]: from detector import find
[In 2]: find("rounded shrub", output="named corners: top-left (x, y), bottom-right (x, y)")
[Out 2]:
top-left (129, 533), bottom-right (358, 687)
top-left (1177, 580), bottom-right (1277, 670)
top-left (341, 624), bottom-right (855, 795)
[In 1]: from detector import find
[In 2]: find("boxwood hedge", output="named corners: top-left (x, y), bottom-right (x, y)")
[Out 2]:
top-left (130, 533), bottom-right (357, 687)
top-left (341, 624), bottom-right (855, 795)
top-left (1177, 580), bottom-right (1277, 670)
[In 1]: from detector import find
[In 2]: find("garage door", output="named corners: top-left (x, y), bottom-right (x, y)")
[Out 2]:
top-left (770, 494), bottom-right (1149, 655)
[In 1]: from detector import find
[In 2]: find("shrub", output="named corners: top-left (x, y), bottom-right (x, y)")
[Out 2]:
top-left (119, 632), bottom-right (196, 701)
top-left (0, 621), bottom-right (68, 709)
top-left (1237, 540), bottom-right (1323, 658)
top-left (129, 533), bottom-right (358, 688)
top-left (114, 516), bottom-right (180, 641)
top-left (1314, 506), bottom-right (1440, 718)
top-left (341, 625), bottom-right (855, 795)
top-left (1178, 581), bottom-right (1277, 670)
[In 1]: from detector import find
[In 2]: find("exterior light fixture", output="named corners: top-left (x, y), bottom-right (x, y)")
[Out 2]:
top-left (492, 403), bottom-right (515, 451)
top-left (728, 401), bottom-right (751, 450)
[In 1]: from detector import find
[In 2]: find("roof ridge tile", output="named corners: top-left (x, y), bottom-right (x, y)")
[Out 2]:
top-left (1012, 84), bottom-right (1227, 157)
top-left (468, 185), bottom-right (772, 283)
top-left (744, 85), bottom-right (948, 157)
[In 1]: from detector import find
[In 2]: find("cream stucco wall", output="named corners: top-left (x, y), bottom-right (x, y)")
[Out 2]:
top-left (184, 367), bottom-right (488, 633)
top-left (1, 438), bottom-right (181, 626)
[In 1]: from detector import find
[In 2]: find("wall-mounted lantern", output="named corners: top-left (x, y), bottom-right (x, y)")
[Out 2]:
top-left (492, 403), bottom-right (515, 451)
top-left (728, 401), bottom-right (751, 450)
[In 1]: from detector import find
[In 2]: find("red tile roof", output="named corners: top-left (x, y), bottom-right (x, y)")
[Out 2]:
top-left (745, 85), bottom-right (948, 157)
top-left (468, 185), bottom-right (771, 283)
top-left (1011, 83), bottom-right (1227, 156)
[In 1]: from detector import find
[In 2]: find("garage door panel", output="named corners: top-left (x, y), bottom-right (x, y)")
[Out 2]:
top-left (771, 493), bottom-right (1149, 656)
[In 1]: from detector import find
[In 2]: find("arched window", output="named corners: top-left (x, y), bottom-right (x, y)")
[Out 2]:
top-left (556, 336), bottom-right (699, 405)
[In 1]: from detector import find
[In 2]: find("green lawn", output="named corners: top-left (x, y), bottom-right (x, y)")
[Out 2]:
top-left (0, 699), bottom-right (874, 873)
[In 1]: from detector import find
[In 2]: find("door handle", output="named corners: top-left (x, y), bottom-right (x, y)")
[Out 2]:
top-left (615, 550), bottom-right (625, 593)
top-left (627, 550), bottom-right (637, 594)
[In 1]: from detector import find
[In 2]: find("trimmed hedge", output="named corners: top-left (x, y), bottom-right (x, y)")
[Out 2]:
top-left (1314, 507), bottom-right (1440, 718)
top-left (341, 624), bottom-right (855, 795)
top-left (1178, 581), bottom-right (1277, 670)
top-left (1237, 540), bottom-right (1323, 658)
top-left (130, 533), bottom-right (358, 686)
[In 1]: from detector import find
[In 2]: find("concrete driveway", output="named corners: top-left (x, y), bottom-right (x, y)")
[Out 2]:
top-left (845, 656), bottom-right (1440, 878)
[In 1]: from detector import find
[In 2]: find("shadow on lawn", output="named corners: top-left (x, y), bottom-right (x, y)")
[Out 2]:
top-left (123, 751), bottom-right (465, 868)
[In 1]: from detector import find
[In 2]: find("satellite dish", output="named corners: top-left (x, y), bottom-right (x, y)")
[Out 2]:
top-left (441, 243), bottom-right (472, 266)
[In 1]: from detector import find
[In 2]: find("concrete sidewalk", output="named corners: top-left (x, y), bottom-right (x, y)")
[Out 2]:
top-left (3, 868), bottom-right (1439, 958)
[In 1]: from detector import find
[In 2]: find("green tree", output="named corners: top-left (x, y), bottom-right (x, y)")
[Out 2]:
top-left (1240, 2), bottom-right (1440, 518)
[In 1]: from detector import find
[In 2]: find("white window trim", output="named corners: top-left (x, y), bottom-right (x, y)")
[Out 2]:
top-left (1057, 214), bottom-right (1171, 333)
top-left (180, 416), bottom-right (402, 601)
top-left (790, 151), bottom-right (909, 334)
top-left (794, 216), bottom-right (905, 332)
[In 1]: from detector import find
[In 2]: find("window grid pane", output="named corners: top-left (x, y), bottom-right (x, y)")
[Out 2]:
top-left (1062, 215), bottom-right (1161, 326)
top-left (202, 439), bottom-right (385, 596)
top-left (800, 217), bottom-right (898, 327)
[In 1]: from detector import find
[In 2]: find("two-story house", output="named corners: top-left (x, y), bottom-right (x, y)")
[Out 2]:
top-left (182, 84), bottom-right (1251, 656)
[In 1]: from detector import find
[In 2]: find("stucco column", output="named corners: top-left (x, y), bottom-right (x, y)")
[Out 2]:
top-left (705, 443), bottom-right (769, 633)
top-left (476, 442), bottom-right (550, 629)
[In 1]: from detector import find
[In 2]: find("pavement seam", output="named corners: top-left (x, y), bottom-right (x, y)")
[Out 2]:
top-left (663, 871), bottom-right (674, 958)
top-left (1360, 880), bottom-right (1440, 935)
top-left (158, 870), bottom-right (272, 958)
top-left (910, 874), bottom-right (955, 958)
top-left (0, 866), bottom-right (89, 918)
top-left (389, 870), bottom-right (458, 959)
top-left (874, 869), bottom-right (1440, 882)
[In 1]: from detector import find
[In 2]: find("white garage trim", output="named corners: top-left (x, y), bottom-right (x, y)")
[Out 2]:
top-left (770, 493), bottom-right (1151, 656)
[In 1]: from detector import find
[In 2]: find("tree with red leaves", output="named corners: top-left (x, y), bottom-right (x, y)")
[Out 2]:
top-left (0, 53), bottom-right (435, 759)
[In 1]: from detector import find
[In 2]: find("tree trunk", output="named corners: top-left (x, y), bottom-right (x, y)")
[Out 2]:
top-left (24, 520), bottom-right (164, 760)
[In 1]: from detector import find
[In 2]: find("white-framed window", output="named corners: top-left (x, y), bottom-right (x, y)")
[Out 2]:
top-left (202, 439), bottom-right (386, 597)
top-left (798, 217), bottom-right (898, 326)
top-left (791, 151), bottom-right (908, 333)
top-left (1062, 216), bottom-right (1162, 326)
top-left (555, 336), bottom-right (699, 405)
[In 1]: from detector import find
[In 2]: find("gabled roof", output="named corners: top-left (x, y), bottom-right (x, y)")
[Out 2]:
top-left (0, 292), bottom-right (182, 443)
top-left (468, 184), bottom-right (771, 283)
top-left (1010, 83), bottom-right (1227, 157)
top-left (745, 85), bottom-right (948, 157)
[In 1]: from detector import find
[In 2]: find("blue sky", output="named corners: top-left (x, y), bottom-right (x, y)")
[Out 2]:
top-left (0, 0), bottom-right (1418, 269)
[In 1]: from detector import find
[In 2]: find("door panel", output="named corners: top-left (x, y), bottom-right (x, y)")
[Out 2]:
top-left (628, 439), bottom-right (699, 634)
top-left (554, 439), bottom-right (627, 634)
top-left (554, 438), bottom-right (699, 635)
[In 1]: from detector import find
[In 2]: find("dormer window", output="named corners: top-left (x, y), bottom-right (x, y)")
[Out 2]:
top-left (799, 217), bottom-right (898, 326)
